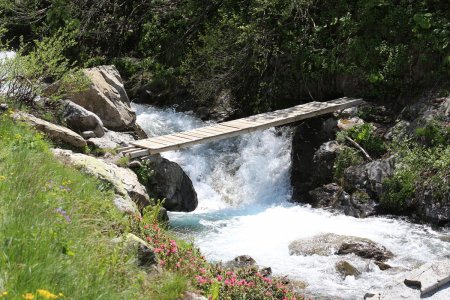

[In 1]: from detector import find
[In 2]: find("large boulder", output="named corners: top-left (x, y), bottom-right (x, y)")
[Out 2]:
top-left (13, 112), bottom-right (87, 149)
top-left (308, 183), bottom-right (376, 218)
top-left (52, 149), bottom-right (150, 210)
top-left (87, 130), bottom-right (137, 151)
top-left (61, 100), bottom-right (105, 137)
top-left (312, 141), bottom-right (341, 184)
top-left (144, 155), bottom-right (198, 212)
top-left (69, 65), bottom-right (136, 131)
top-left (343, 156), bottom-right (395, 199)
top-left (288, 233), bottom-right (392, 261)
top-left (291, 117), bottom-right (338, 201)
top-left (337, 240), bottom-right (393, 261)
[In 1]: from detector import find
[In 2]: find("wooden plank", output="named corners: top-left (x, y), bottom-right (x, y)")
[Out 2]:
top-left (127, 149), bottom-right (150, 159)
top-left (132, 98), bottom-right (364, 155)
top-left (117, 146), bottom-right (137, 153)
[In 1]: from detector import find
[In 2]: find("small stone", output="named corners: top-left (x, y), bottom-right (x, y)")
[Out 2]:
top-left (260, 267), bottom-right (272, 277)
top-left (82, 131), bottom-right (96, 139)
top-left (335, 260), bottom-right (361, 278)
top-left (337, 117), bottom-right (364, 130)
top-left (374, 261), bottom-right (392, 271)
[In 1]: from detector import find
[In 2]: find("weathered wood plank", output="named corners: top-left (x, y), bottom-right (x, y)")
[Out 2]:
top-left (131, 98), bottom-right (364, 156)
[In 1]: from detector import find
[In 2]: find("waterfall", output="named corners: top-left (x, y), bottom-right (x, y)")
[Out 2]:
top-left (133, 103), bottom-right (450, 298)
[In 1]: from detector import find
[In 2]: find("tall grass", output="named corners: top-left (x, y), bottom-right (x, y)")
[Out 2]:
top-left (0, 114), bottom-right (151, 299)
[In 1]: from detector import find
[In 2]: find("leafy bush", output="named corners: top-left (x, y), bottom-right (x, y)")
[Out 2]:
top-left (415, 120), bottom-right (450, 147)
top-left (333, 146), bottom-right (363, 181)
top-left (1, 27), bottom-right (88, 107)
top-left (337, 123), bottom-right (387, 157)
top-left (381, 140), bottom-right (450, 214)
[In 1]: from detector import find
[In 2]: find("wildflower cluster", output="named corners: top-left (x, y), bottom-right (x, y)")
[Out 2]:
top-left (143, 222), bottom-right (303, 300)
top-left (143, 223), bottom-right (207, 276)
top-left (20, 289), bottom-right (63, 299)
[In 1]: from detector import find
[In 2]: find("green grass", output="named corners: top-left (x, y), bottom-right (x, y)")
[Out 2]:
top-left (0, 114), bottom-right (156, 299)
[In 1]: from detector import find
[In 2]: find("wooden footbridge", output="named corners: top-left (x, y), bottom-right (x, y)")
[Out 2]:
top-left (120, 97), bottom-right (363, 158)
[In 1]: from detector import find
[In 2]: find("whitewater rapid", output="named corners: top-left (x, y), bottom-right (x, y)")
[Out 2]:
top-left (133, 103), bottom-right (450, 299)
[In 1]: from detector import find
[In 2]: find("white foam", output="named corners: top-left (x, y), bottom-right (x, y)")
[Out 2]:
top-left (134, 103), bottom-right (450, 298)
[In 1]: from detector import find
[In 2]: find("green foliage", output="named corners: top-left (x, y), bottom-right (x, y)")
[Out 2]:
top-left (0, 114), bottom-right (156, 299)
top-left (333, 146), bottom-right (364, 180)
top-left (3, 0), bottom-right (449, 113)
top-left (415, 120), bottom-right (450, 147)
top-left (136, 160), bottom-right (154, 186)
top-left (381, 139), bottom-right (450, 214)
top-left (338, 123), bottom-right (387, 157)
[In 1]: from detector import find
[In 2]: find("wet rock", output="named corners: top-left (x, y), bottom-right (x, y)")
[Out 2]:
top-left (144, 155), bottom-right (198, 212)
top-left (61, 100), bottom-right (105, 137)
top-left (69, 65), bottom-right (136, 131)
top-left (308, 184), bottom-right (377, 218)
top-left (226, 255), bottom-right (257, 269)
top-left (343, 156), bottom-right (395, 198)
top-left (52, 149), bottom-right (150, 209)
top-left (291, 117), bottom-right (338, 201)
top-left (374, 261), bottom-right (392, 271)
top-left (404, 260), bottom-right (450, 295)
top-left (13, 112), bottom-right (87, 149)
top-left (413, 185), bottom-right (450, 226)
top-left (289, 233), bottom-right (368, 256)
top-left (309, 183), bottom-right (349, 208)
top-left (337, 240), bottom-right (393, 261)
top-left (289, 233), bottom-right (392, 260)
top-left (335, 260), bottom-right (361, 278)
top-left (312, 141), bottom-right (341, 184)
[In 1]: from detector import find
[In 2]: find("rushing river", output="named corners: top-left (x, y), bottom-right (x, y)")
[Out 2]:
top-left (133, 103), bottom-right (450, 299)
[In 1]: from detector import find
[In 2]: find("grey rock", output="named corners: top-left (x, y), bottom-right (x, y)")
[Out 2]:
top-left (113, 195), bottom-right (140, 216)
top-left (182, 292), bottom-right (208, 300)
top-left (81, 131), bottom-right (96, 139)
top-left (337, 240), bottom-right (393, 261)
top-left (344, 156), bottom-right (395, 198)
top-left (309, 184), bottom-right (376, 218)
top-left (289, 233), bottom-right (375, 256)
top-left (335, 260), bottom-right (361, 278)
top-left (61, 100), bottom-right (105, 137)
top-left (374, 261), bottom-right (392, 271)
top-left (87, 130), bottom-right (136, 151)
top-left (260, 267), bottom-right (272, 277)
top-left (404, 260), bottom-right (450, 296)
top-left (312, 141), bottom-right (341, 184)
top-left (145, 155), bottom-right (198, 212)
top-left (52, 149), bottom-right (150, 209)
top-left (13, 112), bottom-right (87, 149)
top-left (291, 117), bottom-right (338, 201)
top-left (69, 65), bottom-right (136, 131)
top-left (121, 233), bottom-right (156, 267)
top-left (226, 255), bottom-right (257, 269)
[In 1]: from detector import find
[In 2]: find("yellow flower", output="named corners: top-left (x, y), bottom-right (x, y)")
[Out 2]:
top-left (37, 289), bottom-right (58, 299)
top-left (22, 293), bottom-right (35, 300)
top-left (1, 291), bottom-right (8, 298)
top-left (0, 176), bottom-right (6, 182)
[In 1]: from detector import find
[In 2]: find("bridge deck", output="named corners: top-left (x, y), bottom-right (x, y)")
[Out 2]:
top-left (124, 97), bottom-right (363, 158)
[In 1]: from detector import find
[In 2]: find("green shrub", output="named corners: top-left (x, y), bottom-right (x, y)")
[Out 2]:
top-left (381, 141), bottom-right (450, 214)
top-left (415, 120), bottom-right (450, 147)
top-left (337, 123), bottom-right (387, 157)
top-left (333, 146), bottom-right (363, 181)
